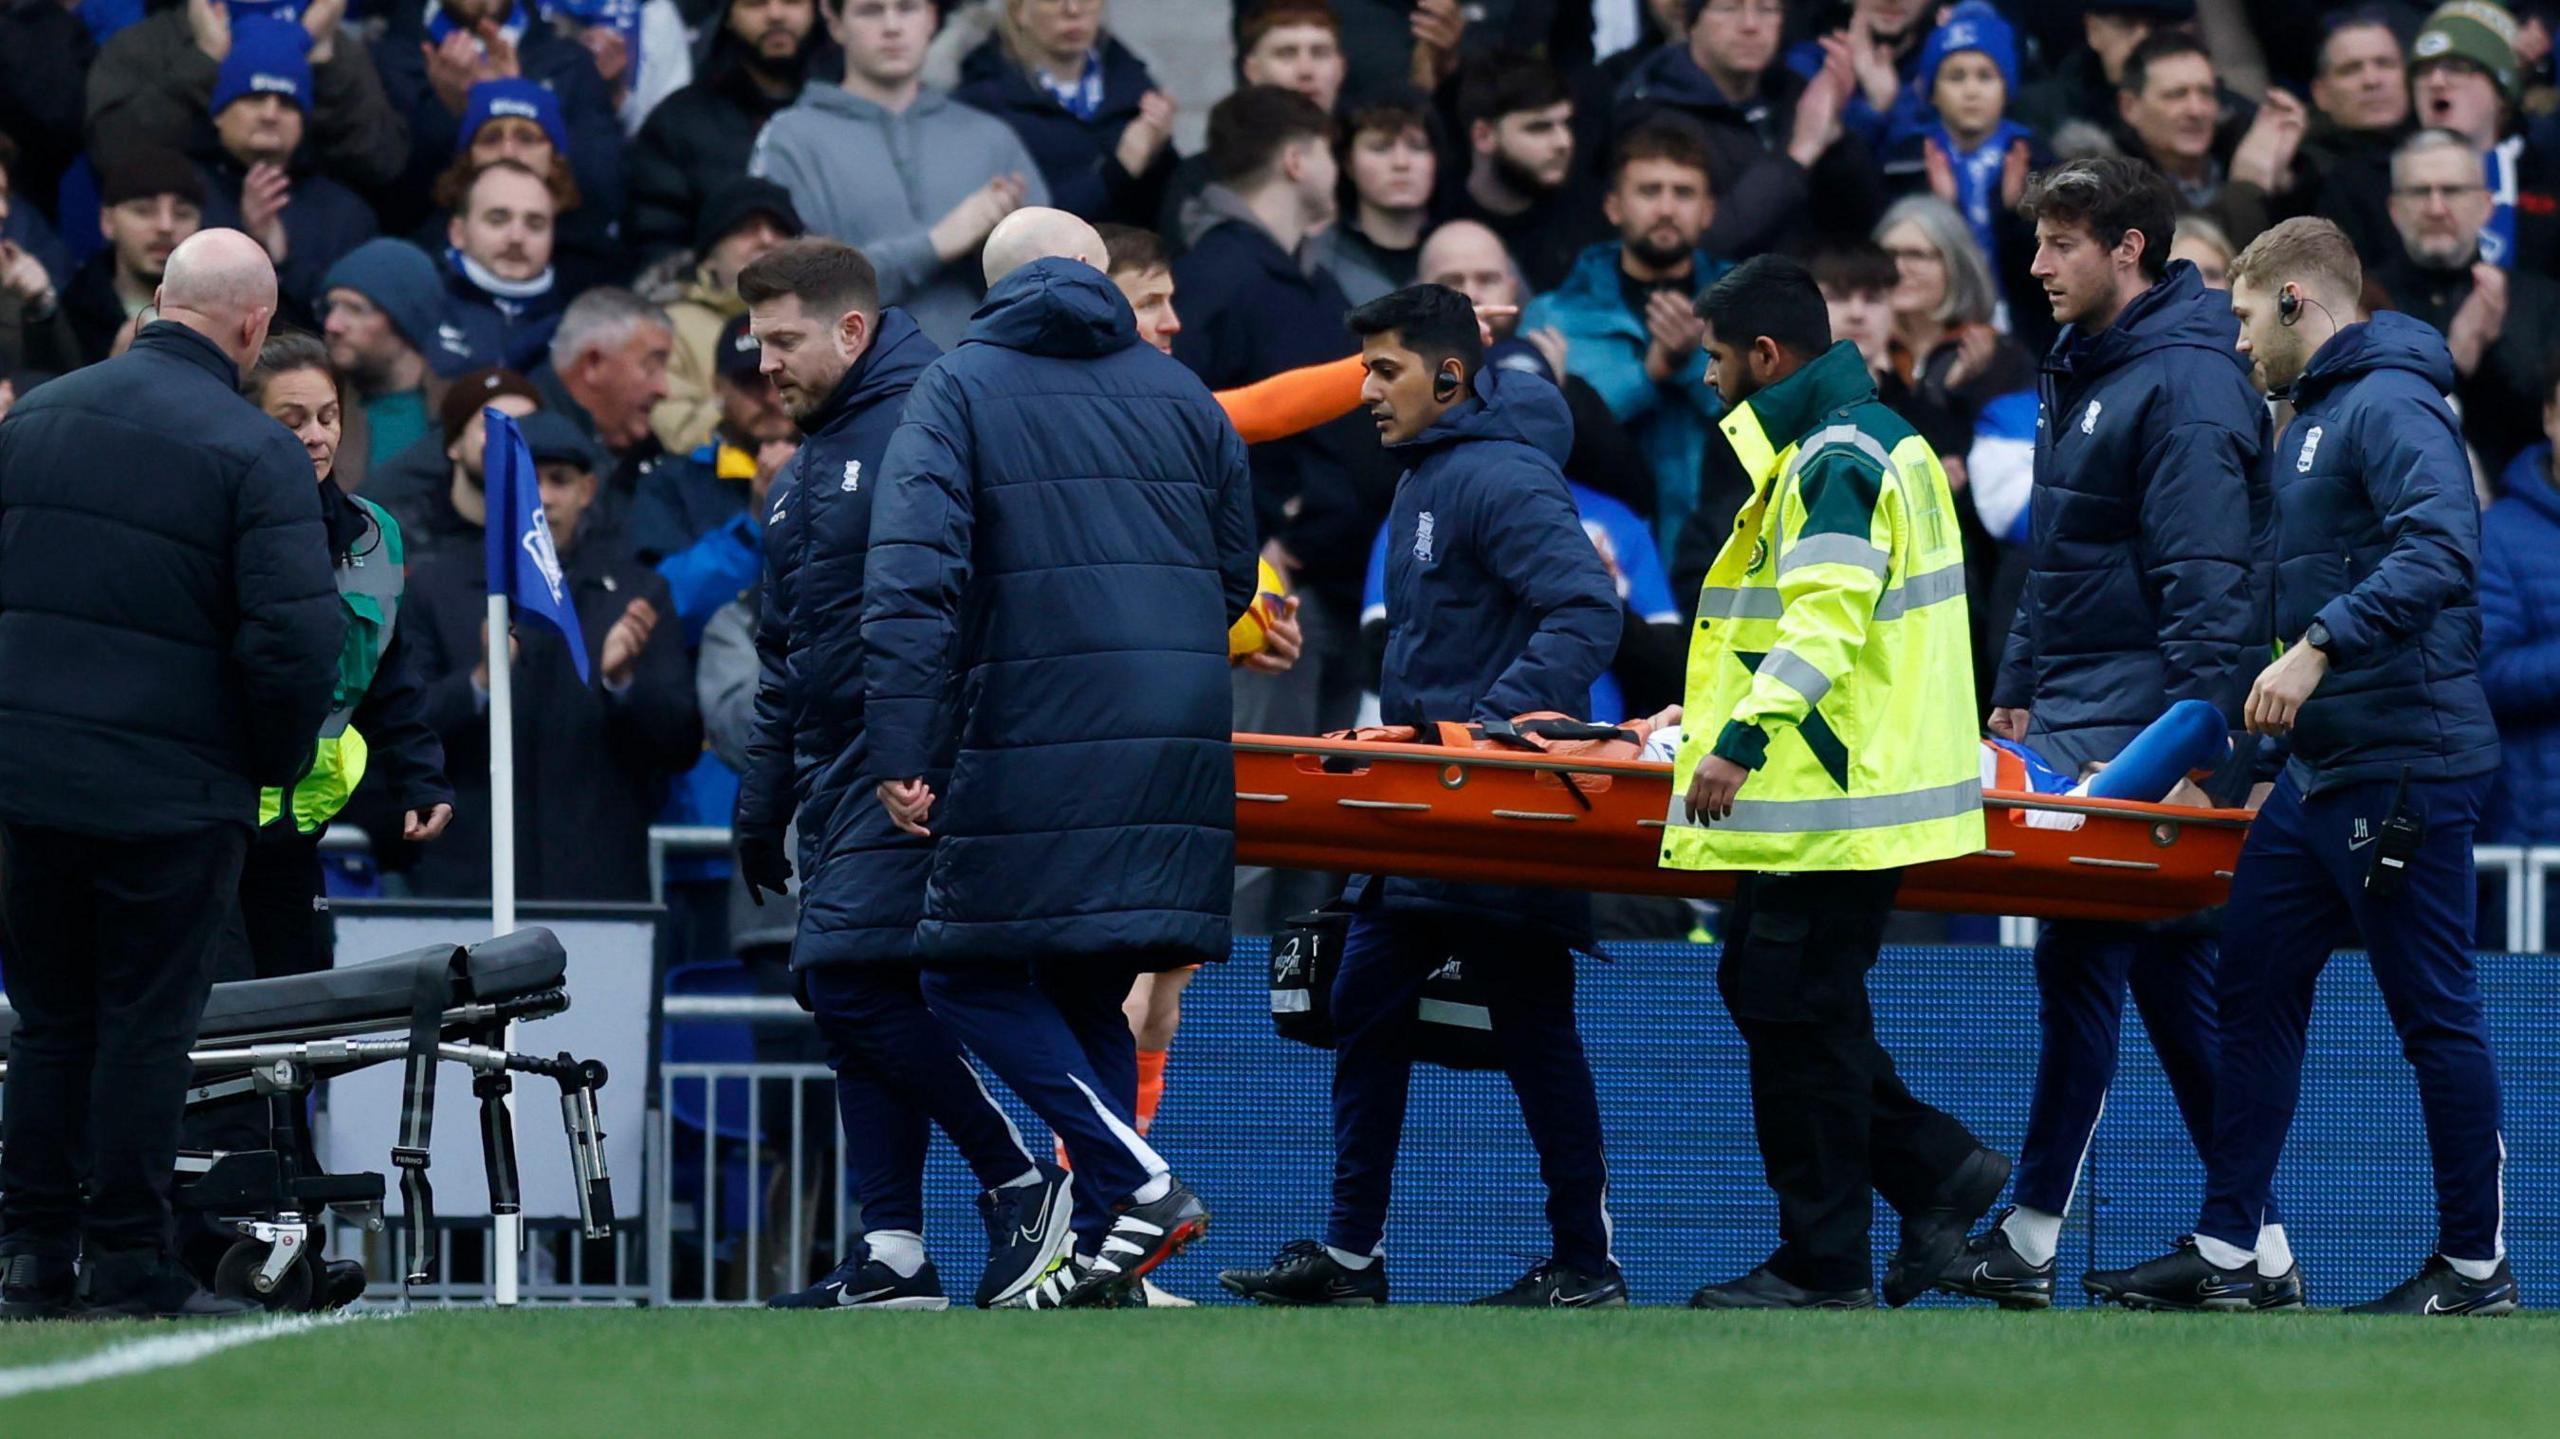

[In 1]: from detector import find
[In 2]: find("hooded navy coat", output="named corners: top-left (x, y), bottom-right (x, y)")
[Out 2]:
top-left (2265, 312), bottom-right (2499, 796)
top-left (1993, 261), bottom-right (2272, 777)
top-left (1340, 368), bottom-right (1621, 945)
top-left (2482, 446), bottom-right (2560, 843)
top-left (733, 308), bottom-right (945, 968)
top-left (862, 259), bottom-right (1257, 967)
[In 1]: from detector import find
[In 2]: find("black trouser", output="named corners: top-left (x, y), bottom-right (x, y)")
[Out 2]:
top-left (181, 823), bottom-right (335, 1198)
top-left (1718, 868), bottom-right (1981, 1292)
top-left (0, 821), bottom-right (247, 1259)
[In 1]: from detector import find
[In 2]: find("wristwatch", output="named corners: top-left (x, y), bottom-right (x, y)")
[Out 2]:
top-left (2302, 621), bottom-right (2332, 652)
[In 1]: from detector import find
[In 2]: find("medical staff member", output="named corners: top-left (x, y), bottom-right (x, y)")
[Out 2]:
top-left (1217, 283), bottom-right (1624, 1310)
top-left (2088, 218), bottom-right (2514, 1316)
top-left (1666, 255), bottom-right (2006, 1312)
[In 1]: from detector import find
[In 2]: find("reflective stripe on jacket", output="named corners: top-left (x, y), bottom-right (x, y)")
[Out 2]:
top-left (1663, 341), bottom-right (1985, 872)
top-left (259, 497), bottom-right (404, 833)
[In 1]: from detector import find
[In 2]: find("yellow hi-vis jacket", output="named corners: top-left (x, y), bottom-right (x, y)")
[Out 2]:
top-left (1661, 341), bottom-right (1985, 873)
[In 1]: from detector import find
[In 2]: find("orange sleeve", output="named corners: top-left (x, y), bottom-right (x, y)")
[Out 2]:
top-left (1215, 354), bottom-right (1367, 445)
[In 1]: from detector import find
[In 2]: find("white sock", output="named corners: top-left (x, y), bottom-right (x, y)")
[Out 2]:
top-left (2002, 1206), bottom-right (2064, 1267)
top-left (998, 1168), bottom-right (1041, 1189)
top-left (1130, 1172), bottom-right (1173, 1206)
top-left (1324, 1245), bottom-right (1378, 1270)
top-left (2192, 1233), bottom-right (2254, 1271)
top-left (864, 1229), bottom-right (926, 1278)
top-left (2444, 1253), bottom-right (2502, 1281)
top-left (2255, 1223), bottom-right (2293, 1277)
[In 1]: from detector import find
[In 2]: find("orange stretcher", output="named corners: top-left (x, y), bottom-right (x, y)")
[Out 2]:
top-left (1232, 731), bottom-right (2253, 924)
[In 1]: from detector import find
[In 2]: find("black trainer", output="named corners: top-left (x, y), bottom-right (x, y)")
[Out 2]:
top-left (0, 1249), bottom-right (76, 1322)
top-left (1469, 1259), bottom-right (1629, 1308)
top-left (1932, 1212), bottom-right (2055, 1310)
top-left (1883, 1147), bottom-right (2012, 1307)
top-left (1218, 1240), bottom-right (1388, 1307)
top-left (766, 1247), bottom-right (949, 1310)
top-left (76, 1249), bottom-right (254, 1320)
top-left (1689, 1264), bottom-right (1875, 1310)
top-left (1062, 1178), bottom-right (1209, 1307)
top-left (2342, 1256), bottom-right (2519, 1316)
top-left (974, 1163), bottom-right (1076, 1309)
top-left (2253, 1262), bottom-right (2307, 1311)
top-left (2083, 1237), bottom-right (2258, 1312)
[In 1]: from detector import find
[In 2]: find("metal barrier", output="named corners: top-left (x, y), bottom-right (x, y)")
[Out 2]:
top-left (649, 1057), bottom-right (855, 1306)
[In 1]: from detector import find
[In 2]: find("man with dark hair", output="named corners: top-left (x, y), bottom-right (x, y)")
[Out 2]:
top-left (1524, 119), bottom-right (1730, 556)
top-left (2086, 216), bottom-right (2512, 1316)
top-left (2110, 28), bottom-right (2310, 249)
top-left (729, 236), bottom-right (1075, 1312)
top-left (1942, 155), bottom-right (2278, 1309)
top-left (1667, 254), bottom-right (2002, 1312)
top-left (2299, 7), bottom-right (2414, 269)
top-left (61, 153), bottom-right (206, 365)
top-left (1173, 84), bottom-right (1391, 934)
top-left (627, 0), bottom-right (828, 263)
top-left (1444, 52), bottom-right (1591, 294)
top-left (1219, 282), bottom-right (1623, 1309)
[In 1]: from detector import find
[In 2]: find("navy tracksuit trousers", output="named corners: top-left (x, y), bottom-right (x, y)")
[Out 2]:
top-left (2197, 771), bottom-right (2504, 1261)
top-left (920, 958), bottom-right (1165, 1251)
top-left (1324, 908), bottom-right (1613, 1274)
top-left (2011, 922), bottom-right (2228, 1217)
top-left (800, 966), bottom-right (1034, 1237)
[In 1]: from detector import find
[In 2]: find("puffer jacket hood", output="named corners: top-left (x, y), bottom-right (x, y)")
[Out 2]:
top-left (806, 306), bottom-right (939, 432)
top-left (2062, 259), bottom-right (2252, 384)
top-left (2289, 308), bottom-right (2457, 406)
top-left (965, 256), bottom-right (1138, 360)
top-left (1398, 365), bottom-right (1574, 467)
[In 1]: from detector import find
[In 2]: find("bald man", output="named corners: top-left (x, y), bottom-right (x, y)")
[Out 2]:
top-left (0, 229), bottom-right (344, 1320)
top-left (863, 208), bottom-right (1257, 1308)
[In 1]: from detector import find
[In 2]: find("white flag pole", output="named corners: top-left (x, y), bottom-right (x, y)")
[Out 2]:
top-left (487, 588), bottom-right (522, 1308)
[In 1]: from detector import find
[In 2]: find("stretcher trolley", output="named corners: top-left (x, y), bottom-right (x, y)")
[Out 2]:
top-left (1232, 724), bottom-right (2252, 923)
top-left (0, 927), bottom-right (613, 1309)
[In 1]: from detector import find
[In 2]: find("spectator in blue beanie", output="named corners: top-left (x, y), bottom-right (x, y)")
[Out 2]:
top-left (421, 78), bottom-right (621, 296)
top-left (1887, 2), bottom-right (2041, 285)
top-left (195, 16), bottom-right (377, 320)
top-left (321, 237), bottom-right (473, 480)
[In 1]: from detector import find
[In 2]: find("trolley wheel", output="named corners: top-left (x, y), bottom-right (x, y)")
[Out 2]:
top-left (213, 1240), bottom-right (315, 1312)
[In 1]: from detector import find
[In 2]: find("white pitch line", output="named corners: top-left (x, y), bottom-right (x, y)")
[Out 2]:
top-left (0, 1309), bottom-right (384, 1402)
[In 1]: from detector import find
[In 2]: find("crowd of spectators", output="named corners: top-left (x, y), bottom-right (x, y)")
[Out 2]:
top-left (5, 0), bottom-right (2559, 928)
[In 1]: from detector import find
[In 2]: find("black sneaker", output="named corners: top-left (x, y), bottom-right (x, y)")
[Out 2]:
top-left (974, 1163), bottom-right (1076, 1309)
top-left (2253, 1262), bottom-right (2307, 1311)
top-left (75, 1249), bottom-right (253, 1320)
top-left (2343, 1256), bottom-right (2519, 1316)
top-left (1469, 1258), bottom-right (1629, 1308)
top-left (1689, 1264), bottom-right (1875, 1310)
top-left (2083, 1237), bottom-right (2258, 1312)
top-left (1884, 1147), bottom-right (2012, 1307)
top-left (766, 1247), bottom-right (949, 1310)
top-left (0, 1249), bottom-right (76, 1322)
top-left (1932, 1212), bottom-right (2055, 1310)
top-left (1218, 1240), bottom-right (1388, 1307)
top-left (1062, 1179), bottom-right (1208, 1308)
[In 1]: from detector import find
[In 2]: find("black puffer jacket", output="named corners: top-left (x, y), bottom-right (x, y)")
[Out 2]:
top-left (0, 322), bottom-right (343, 836)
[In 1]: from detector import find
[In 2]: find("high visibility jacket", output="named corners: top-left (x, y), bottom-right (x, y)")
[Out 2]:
top-left (1662, 341), bottom-right (1985, 872)
top-left (259, 497), bottom-right (404, 834)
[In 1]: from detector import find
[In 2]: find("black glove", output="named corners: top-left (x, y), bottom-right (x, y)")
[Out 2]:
top-left (737, 828), bottom-right (792, 905)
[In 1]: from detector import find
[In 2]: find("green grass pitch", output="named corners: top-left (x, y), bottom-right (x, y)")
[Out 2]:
top-left (4, 1306), bottom-right (2556, 1437)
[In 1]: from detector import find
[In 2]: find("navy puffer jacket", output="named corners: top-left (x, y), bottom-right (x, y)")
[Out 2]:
top-left (863, 259), bottom-right (1258, 967)
top-left (2481, 447), bottom-right (2560, 842)
top-left (1995, 261), bottom-right (2272, 777)
top-left (2266, 312), bottom-right (2499, 795)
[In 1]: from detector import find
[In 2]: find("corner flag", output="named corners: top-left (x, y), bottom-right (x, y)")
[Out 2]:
top-left (482, 407), bottom-right (588, 682)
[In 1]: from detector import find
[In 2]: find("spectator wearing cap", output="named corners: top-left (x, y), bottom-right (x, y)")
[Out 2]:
top-left (320, 238), bottom-right (462, 481)
top-left (438, 158), bottom-right (566, 372)
top-left (418, 77), bottom-right (626, 297)
top-left (371, 0), bottom-right (623, 243)
top-left (2015, 1), bottom-right (2195, 139)
top-left (627, 0), bottom-right (834, 263)
top-left (368, 364), bottom-right (544, 569)
top-left (950, 0), bottom-right (1177, 228)
top-left (0, 139), bottom-right (80, 377)
top-left (750, 0), bottom-right (1049, 349)
top-left (401, 406), bottom-right (702, 903)
top-left (1614, 0), bottom-right (1885, 258)
top-left (647, 311), bottom-right (799, 643)
top-left (641, 177), bottom-right (802, 457)
top-left (1883, 2), bottom-right (2042, 301)
top-left (1781, 0), bottom-right (1935, 156)
top-left (193, 17), bottom-right (377, 317)
top-left (87, 0), bottom-right (407, 193)
top-left (534, 286), bottom-right (676, 503)
top-left (2410, 0), bottom-right (2560, 276)
top-left (61, 151), bottom-right (205, 365)
top-left (2297, 9), bottom-right (2415, 276)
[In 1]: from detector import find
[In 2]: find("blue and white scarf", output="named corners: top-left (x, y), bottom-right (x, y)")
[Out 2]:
top-left (1038, 48), bottom-right (1106, 121)
top-left (1930, 118), bottom-right (2034, 270)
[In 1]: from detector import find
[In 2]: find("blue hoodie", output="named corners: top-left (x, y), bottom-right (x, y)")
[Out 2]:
top-left (2265, 311), bottom-right (2499, 796)
top-left (862, 258), bottom-right (1257, 966)
top-left (2483, 445), bottom-right (2560, 841)
top-left (1996, 261), bottom-right (2273, 780)
top-left (1342, 365), bottom-right (1622, 944)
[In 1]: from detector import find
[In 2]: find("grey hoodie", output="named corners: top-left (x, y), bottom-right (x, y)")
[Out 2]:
top-left (750, 84), bottom-right (1050, 349)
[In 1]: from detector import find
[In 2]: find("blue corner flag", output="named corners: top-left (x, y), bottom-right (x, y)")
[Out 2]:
top-left (483, 408), bottom-right (589, 683)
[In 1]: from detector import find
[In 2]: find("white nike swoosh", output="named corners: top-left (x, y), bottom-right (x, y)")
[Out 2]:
top-left (2349, 835), bottom-right (2376, 850)
top-left (2424, 1294), bottom-right (2458, 1314)
top-left (1970, 1263), bottom-right (2020, 1289)
top-left (836, 1284), bottom-right (899, 1307)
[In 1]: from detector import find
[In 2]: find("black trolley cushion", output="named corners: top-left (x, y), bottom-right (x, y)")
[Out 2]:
top-left (0, 928), bottom-right (568, 1059)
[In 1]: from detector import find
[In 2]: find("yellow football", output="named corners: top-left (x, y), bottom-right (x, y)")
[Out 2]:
top-left (1228, 558), bottom-right (1290, 661)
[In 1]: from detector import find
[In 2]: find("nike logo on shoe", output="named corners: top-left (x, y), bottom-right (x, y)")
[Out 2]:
top-left (836, 1285), bottom-right (899, 1307)
top-left (1970, 1263), bottom-right (2020, 1290)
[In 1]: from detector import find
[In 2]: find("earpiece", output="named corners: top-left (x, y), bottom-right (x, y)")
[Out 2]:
top-left (1433, 367), bottom-right (1462, 402)
top-left (2278, 287), bottom-right (2302, 325)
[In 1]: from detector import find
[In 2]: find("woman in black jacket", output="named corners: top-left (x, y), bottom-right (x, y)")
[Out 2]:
top-left (952, 0), bottom-right (1177, 227)
top-left (237, 332), bottom-right (455, 978)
